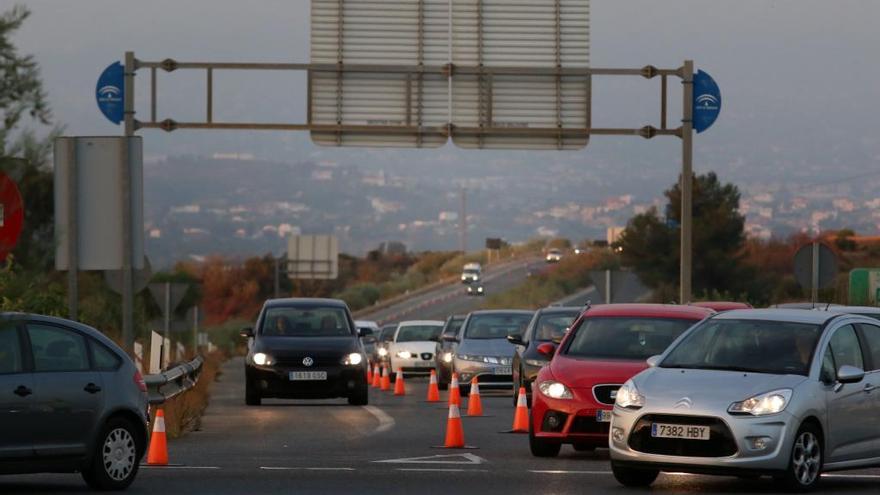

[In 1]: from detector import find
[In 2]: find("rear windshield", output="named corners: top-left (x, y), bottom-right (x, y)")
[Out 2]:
top-left (465, 313), bottom-right (533, 340)
top-left (261, 306), bottom-right (352, 337)
top-left (396, 325), bottom-right (443, 342)
top-left (379, 326), bottom-right (396, 342)
top-left (661, 319), bottom-right (821, 376)
top-left (565, 317), bottom-right (696, 360)
top-left (533, 312), bottom-right (578, 342)
top-left (443, 318), bottom-right (465, 336)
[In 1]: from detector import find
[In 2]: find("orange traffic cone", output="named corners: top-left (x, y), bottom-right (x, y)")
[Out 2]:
top-left (366, 364), bottom-right (373, 384)
top-left (443, 404), bottom-right (465, 448)
top-left (426, 369), bottom-right (441, 402)
top-left (504, 386), bottom-right (530, 433)
top-left (380, 366), bottom-right (391, 391)
top-left (466, 377), bottom-right (483, 416)
top-left (146, 408), bottom-right (169, 465)
top-left (371, 364), bottom-right (381, 388)
top-left (393, 369), bottom-right (406, 396)
top-left (448, 372), bottom-right (461, 407)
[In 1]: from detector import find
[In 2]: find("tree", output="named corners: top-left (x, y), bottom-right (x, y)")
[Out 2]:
top-left (619, 172), bottom-right (750, 299)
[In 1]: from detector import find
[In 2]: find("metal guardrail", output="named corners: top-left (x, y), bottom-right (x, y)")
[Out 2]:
top-left (144, 356), bottom-right (204, 405)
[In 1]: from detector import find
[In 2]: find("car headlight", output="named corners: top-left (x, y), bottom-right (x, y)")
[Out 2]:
top-left (729, 389), bottom-right (792, 416)
top-left (457, 353), bottom-right (482, 362)
top-left (252, 352), bottom-right (273, 366)
top-left (442, 352), bottom-right (453, 363)
top-left (342, 352), bottom-right (363, 366)
top-left (477, 287), bottom-right (484, 292)
top-left (615, 380), bottom-right (645, 409)
top-left (525, 358), bottom-right (547, 367)
top-left (377, 347), bottom-right (388, 357)
top-left (396, 350), bottom-right (412, 359)
top-left (538, 380), bottom-right (573, 399)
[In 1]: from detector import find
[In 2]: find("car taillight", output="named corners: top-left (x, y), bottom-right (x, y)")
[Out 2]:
top-left (134, 370), bottom-right (147, 393)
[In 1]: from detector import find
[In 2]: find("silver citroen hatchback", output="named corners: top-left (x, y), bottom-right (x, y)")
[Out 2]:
top-left (610, 309), bottom-right (880, 491)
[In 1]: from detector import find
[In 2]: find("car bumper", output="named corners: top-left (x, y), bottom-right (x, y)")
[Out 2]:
top-left (247, 365), bottom-right (366, 399)
top-left (455, 359), bottom-right (513, 388)
top-left (531, 387), bottom-right (614, 447)
top-left (390, 356), bottom-right (435, 375)
top-left (609, 405), bottom-right (797, 473)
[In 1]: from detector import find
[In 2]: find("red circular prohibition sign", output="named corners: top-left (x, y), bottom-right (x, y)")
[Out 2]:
top-left (0, 172), bottom-right (24, 262)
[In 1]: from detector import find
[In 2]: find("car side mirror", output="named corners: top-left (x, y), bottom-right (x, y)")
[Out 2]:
top-left (240, 327), bottom-right (254, 338)
top-left (646, 355), bottom-right (662, 368)
top-left (507, 335), bottom-right (525, 346)
top-left (536, 343), bottom-right (556, 358)
top-left (837, 365), bottom-right (865, 384)
top-left (357, 327), bottom-right (372, 338)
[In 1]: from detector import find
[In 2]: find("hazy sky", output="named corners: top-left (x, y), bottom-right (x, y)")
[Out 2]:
top-left (7, 0), bottom-right (880, 182)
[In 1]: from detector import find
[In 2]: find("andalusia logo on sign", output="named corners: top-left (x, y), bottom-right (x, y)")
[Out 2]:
top-left (696, 93), bottom-right (719, 110)
top-left (692, 70), bottom-right (722, 133)
top-left (95, 61), bottom-right (125, 125)
top-left (97, 84), bottom-right (122, 104)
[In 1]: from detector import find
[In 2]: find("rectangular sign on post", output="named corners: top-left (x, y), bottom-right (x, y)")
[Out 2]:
top-left (54, 137), bottom-right (144, 271)
top-left (287, 235), bottom-right (339, 279)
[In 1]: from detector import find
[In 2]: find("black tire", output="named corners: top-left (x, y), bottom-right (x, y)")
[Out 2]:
top-left (82, 417), bottom-right (143, 491)
top-left (245, 378), bottom-right (262, 406)
top-left (512, 370), bottom-right (522, 407)
top-left (572, 443), bottom-right (596, 452)
top-left (437, 368), bottom-right (449, 390)
top-left (528, 413), bottom-right (561, 458)
top-left (774, 423), bottom-right (823, 492)
top-left (348, 385), bottom-right (369, 406)
top-left (611, 462), bottom-right (660, 488)
top-left (459, 385), bottom-right (471, 397)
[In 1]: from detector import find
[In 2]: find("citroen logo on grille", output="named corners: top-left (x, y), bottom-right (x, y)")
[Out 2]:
top-left (302, 357), bottom-right (314, 367)
top-left (675, 397), bottom-right (693, 409)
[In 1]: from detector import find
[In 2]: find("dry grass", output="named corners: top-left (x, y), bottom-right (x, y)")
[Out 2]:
top-left (156, 350), bottom-right (225, 439)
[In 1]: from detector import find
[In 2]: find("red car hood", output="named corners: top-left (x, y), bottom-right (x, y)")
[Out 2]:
top-left (548, 355), bottom-right (647, 389)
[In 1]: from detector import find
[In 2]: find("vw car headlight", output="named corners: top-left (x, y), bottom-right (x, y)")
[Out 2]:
top-left (457, 353), bottom-right (482, 362)
top-left (377, 347), bottom-right (388, 357)
top-left (342, 352), bottom-right (363, 366)
top-left (615, 380), bottom-right (645, 409)
top-left (525, 358), bottom-right (547, 367)
top-left (538, 380), bottom-right (573, 399)
top-left (252, 352), bottom-right (273, 366)
top-left (396, 350), bottom-right (412, 359)
top-left (442, 352), bottom-right (454, 363)
top-left (729, 389), bottom-right (792, 416)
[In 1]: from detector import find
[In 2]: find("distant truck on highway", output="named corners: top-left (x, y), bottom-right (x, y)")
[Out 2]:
top-left (461, 262), bottom-right (482, 284)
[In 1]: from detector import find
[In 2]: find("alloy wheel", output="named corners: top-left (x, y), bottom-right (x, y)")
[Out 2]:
top-left (792, 431), bottom-right (821, 486)
top-left (102, 427), bottom-right (136, 482)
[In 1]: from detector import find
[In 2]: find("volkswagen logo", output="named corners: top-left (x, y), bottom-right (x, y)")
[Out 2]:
top-left (302, 357), bottom-right (314, 367)
top-left (674, 397), bottom-right (693, 409)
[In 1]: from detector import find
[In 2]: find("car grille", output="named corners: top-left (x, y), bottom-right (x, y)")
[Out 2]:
top-left (274, 355), bottom-right (341, 368)
top-left (570, 415), bottom-right (611, 435)
top-left (592, 385), bottom-right (621, 406)
top-left (473, 374), bottom-right (511, 384)
top-left (627, 414), bottom-right (738, 457)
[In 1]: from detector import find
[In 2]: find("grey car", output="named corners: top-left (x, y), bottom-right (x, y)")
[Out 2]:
top-left (610, 308), bottom-right (880, 491)
top-left (0, 313), bottom-right (149, 490)
top-left (446, 310), bottom-right (534, 394)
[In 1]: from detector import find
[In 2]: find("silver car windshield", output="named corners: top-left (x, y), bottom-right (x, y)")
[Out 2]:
top-left (396, 325), bottom-right (443, 342)
top-left (661, 319), bottom-right (821, 376)
top-left (465, 314), bottom-right (532, 339)
top-left (533, 312), bottom-right (578, 342)
top-left (261, 307), bottom-right (352, 337)
top-left (565, 317), bottom-right (695, 360)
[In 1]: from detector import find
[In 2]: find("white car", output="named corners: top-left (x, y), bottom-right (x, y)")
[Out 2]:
top-left (545, 248), bottom-right (563, 263)
top-left (388, 320), bottom-right (445, 377)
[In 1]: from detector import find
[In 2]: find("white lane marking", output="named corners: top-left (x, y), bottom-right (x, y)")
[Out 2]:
top-left (363, 405), bottom-right (395, 435)
top-left (374, 453), bottom-right (486, 465)
top-left (529, 470), bottom-right (612, 475)
top-left (259, 467), bottom-right (356, 471)
top-left (141, 465), bottom-right (220, 470)
top-left (823, 474), bottom-right (880, 480)
top-left (396, 468), bottom-right (489, 473)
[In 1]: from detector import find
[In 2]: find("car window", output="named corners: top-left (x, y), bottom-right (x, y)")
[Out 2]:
top-left (379, 326), bottom-right (396, 342)
top-left (858, 324), bottom-right (880, 371)
top-left (820, 347), bottom-right (836, 384)
top-left (569, 317), bottom-right (696, 361)
top-left (464, 313), bottom-right (533, 340)
top-left (532, 312), bottom-right (578, 342)
top-left (396, 325), bottom-right (443, 342)
top-left (443, 318), bottom-right (464, 337)
top-left (261, 306), bottom-right (352, 337)
top-left (0, 323), bottom-right (23, 374)
top-left (828, 325), bottom-right (864, 372)
top-left (28, 324), bottom-right (90, 372)
top-left (92, 340), bottom-right (122, 371)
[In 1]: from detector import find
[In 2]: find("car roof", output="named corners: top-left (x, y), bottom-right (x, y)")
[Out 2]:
top-left (398, 320), bottom-right (444, 326)
top-left (0, 312), bottom-right (125, 354)
top-left (582, 303), bottom-right (713, 319)
top-left (467, 309), bottom-right (535, 316)
top-left (690, 301), bottom-right (752, 311)
top-left (264, 298), bottom-right (348, 308)
top-left (712, 308), bottom-right (849, 325)
top-left (827, 306), bottom-right (880, 314)
top-left (536, 306), bottom-right (581, 315)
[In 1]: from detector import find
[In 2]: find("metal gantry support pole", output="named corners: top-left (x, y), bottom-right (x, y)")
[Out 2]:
top-left (122, 51), bottom-right (136, 352)
top-left (679, 60), bottom-right (694, 304)
top-left (65, 142), bottom-right (78, 320)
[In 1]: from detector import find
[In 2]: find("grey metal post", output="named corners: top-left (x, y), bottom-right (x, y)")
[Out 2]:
top-left (163, 282), bottom-right (171, 364)
top-left (605, 269), bottom-right (612, 304)
top-left (121, 51), bottom-right (136, 352)
top-left (274, 255), bottom-right (280, 299)
top-left (811, 242), bottom-right (819, 305)
top-left (65, 140), bottom-right (79, 320)
top-left (679, 60), bottom-right (694, 304)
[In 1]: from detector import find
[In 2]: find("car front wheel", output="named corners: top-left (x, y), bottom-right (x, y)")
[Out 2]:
top-left (82, 417), bottom-right (143, 491)
top-left (348, 384), bottom-right (369, 406)
top-left (775, 423), bottom-right (823, 492)
top-left (611, 462), bottom-right (659, 488)
top-left (245, 376), bottom-right (262, 406)
top-left (528, 413), bottom-right (561, 457)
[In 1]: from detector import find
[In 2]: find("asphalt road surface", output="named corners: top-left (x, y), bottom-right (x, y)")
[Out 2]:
top-left (4, 359), bottom-right (880, 494)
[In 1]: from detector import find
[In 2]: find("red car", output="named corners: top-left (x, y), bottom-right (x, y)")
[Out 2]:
top-left (529, 304), bottom-right (714, 457)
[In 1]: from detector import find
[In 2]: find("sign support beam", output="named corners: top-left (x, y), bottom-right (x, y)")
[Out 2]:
top-left (122, 51), bottom-right (136, 353)
top-left (680, 60), bottom-right (694, 304)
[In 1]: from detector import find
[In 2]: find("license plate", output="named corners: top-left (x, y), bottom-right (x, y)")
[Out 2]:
top-left (596, 410), bottom-right (612, 423)
top-left (413, 360), bottom-right (431, 367)
top-left (494, 366), bottom-right (512, 375)
top-left (289, 371), bottom-right (327, 381)
top-left (651, 423), bottom-right (710, 440)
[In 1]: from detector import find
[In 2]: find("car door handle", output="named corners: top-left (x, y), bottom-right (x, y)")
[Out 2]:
top-left (84, 383), bottom-right (102, 394)
top-left (865, 384), bottom-right (876, 393)
top-left (13, 385), bottom-right (32, 397)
